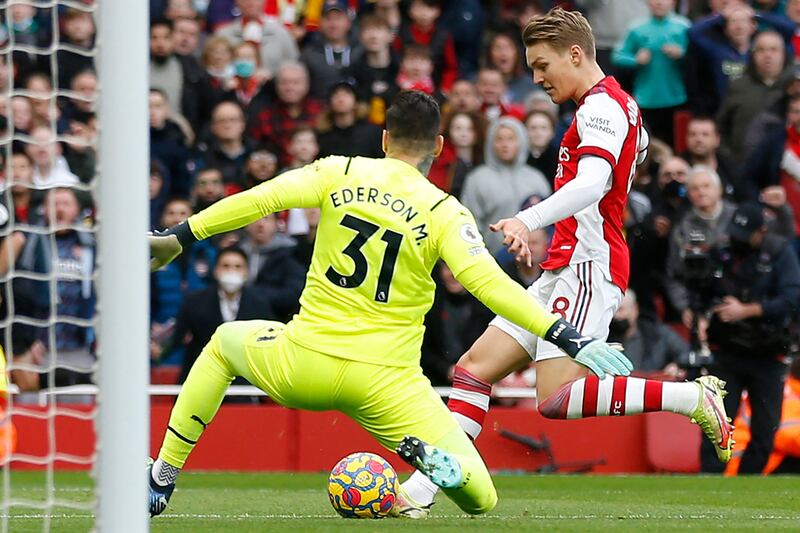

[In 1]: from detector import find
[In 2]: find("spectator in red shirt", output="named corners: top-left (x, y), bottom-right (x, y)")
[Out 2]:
top-left (248, 62), bottom-right (323, 165)
top-left (394, 0), bottom-right (459, 92)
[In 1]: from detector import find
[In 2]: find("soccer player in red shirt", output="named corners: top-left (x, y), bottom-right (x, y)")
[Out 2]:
top-left (397, 8), bottom-right (734, 517)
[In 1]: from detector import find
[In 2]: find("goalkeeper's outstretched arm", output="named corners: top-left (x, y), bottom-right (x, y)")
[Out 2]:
top-left (150, 161), bottom-right (329, 270)
top-left (436, 198), bottom-right (632, 377)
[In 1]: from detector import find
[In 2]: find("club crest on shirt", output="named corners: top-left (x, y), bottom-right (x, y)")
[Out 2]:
top-left (459, 223), bottom-right (481, 244)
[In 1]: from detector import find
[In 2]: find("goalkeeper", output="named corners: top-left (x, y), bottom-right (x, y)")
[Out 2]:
top-left (147, 91), bottom-right (632, 518)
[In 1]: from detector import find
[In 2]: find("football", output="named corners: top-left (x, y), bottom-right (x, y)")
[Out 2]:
top-left (327, 452), bottom-right (398, 518)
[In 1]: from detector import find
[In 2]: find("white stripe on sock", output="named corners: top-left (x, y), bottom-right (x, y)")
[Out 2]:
top-left (452, 412), bottom-right (483, 440)
top-left (566, 380), bottom-right (585, 419)
top-left (596, 377), bottom-right (615, 416)
top-left (449, 388), bottom-right (490, 411)
top-left (625, 377), bottom-right (645, 414)
top-left (662, 381), bottom-right (700, 416)
top-left (403, 470), bottom-right (439, 506)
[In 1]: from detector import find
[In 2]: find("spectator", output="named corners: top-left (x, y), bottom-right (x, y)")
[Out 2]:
top-left (316, 81), bottom-right (383, 158)
top-left (369, 0), bottom-right (403, 37)
top-left (428, 110), bottom-right (485, 197)
top-left (445, 78), bottom-right (481, 114)
top-left (25, 73), bottom-right (59, 127)
top-left (194, 101), bottom-right (253, 193)
top-left (168, 246), bottom-right (275, 382)
top-left (56, 8), bottom-right (96, 89)
top-left (461, 116), bottom-right (551, 255)
top-left (476, 67), bottom-right (524, 121)
top-left (394, 0), bottom-right (459, 92)
top-left (61, 70), bottom-right (96, 126)
top-left (687, 3), bottom-right (794, 115)
top-left (214, 0), bottom-right (299, 79)
top-left (201, 36), bottom-right (236, 98)
top-left (7, 5), bottom-right (45, 80)
top-left (150, 197), bottom-right (217, 334)
top-left (351, 14), bottom-right (400, 126)
top-left (0, 54), bottom-right (9, 94)
top-left (149, 88), bottom-right (192, 197)
top-left (25, 124), bottom-right (80, 189)
top-left (485, 31), bottom-right (537, 104)
top-left (13, 187), bottom-right (95, 388)
top-left (789, 0), bottom-right (800, 56)
top-left (629, 155), bottom-right (691, 321)
top-left (150, 161), bottom-right (169, 229)
top-left (681, 116), bottom-right (739, 199)
top-left (612, 0), bottom-right (690, 144)
top-left (439, 0), bottom-right (485, 79)
top-left (192, 167), bottom-right (226, 211)
top-left (239, 213), bottom-right (306, 321)
top-left (524, 109), bottom-right (558, 188)
top-left (8, 152), bottom-right (37, 224)
top-left (249, 62), bottom-right (323, 165)
top-left (742, 65), bottom-right (800, 162)
top-left (745, 93), bottom-right (800, 235)
top-left (395, 44), bottom-right (438, 97)
top-left (700, 202), bottom-right (800, 473)
top-left (301, 0), bottom-right (363, 100)
top-left (164, 0), bottom-right (198, 21)
top-left (173, 16), bottom-right (203, 57)
top-left (718, 29), bottom-right (790, 164)
top-left (230, 41), bottom-right (270, 109)
top-left (150, 18), bottom-right (213, 132)
top-left (283, 126), bottom-right (321, 252)
top-left (607, 289), bottom-right (690, 373)
top-left (665, 165), bottom-right (736, 321)
top-left (243, 147), bottom-right (279, 190)
top-left (286, 127), bottom-right (319, 169)
top-left (575, 0), bottom-right (650, 73)
top-left (10, 96), bottom-right (33, 135)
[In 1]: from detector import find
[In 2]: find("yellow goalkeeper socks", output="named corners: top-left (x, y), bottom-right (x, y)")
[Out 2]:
top-left (157, 339), bottom-right (234, 469)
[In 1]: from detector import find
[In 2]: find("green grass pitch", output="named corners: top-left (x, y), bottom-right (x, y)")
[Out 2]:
top-left (3, 471), bottom-right (799, 532)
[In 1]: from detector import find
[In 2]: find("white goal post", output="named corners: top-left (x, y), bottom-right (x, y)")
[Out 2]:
top-left (96, 1), bottom-right (149, 532)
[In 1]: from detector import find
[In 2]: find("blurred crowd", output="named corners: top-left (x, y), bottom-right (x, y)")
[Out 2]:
top-left (1, 0), bottom-right (800, 473)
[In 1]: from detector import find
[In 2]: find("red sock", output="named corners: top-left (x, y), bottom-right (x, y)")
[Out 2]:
top-left (447, 365), bottom-right (493, 439)
top-left (538, 376), bottom-right (698, 419)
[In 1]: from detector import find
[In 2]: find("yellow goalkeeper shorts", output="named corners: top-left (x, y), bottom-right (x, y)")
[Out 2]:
top-left (215, 319), bottom-right (460, 450)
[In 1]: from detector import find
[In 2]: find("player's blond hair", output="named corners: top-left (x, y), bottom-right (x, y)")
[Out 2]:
top-left (522, 7), bottom-right (595, 60)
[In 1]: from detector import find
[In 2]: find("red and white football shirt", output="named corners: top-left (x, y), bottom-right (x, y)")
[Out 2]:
top-left (540, 76), bottom-right (646, 291)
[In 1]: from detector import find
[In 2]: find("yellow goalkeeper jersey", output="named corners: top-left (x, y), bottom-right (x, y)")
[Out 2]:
top-left (188, 155), bottom-right (559, 367)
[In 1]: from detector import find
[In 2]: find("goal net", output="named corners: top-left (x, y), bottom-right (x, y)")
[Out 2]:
top-left (0, 1), bottom-right (149, 531)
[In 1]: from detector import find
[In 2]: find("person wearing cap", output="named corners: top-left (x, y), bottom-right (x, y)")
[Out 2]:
top-left (697, 202), bottom-right (800, 473)
top-left (300, 0), bottom-right (364, 100)
top-left (316, 80), bottom-right (383, 158)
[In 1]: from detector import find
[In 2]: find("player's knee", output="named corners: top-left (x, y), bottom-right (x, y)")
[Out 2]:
top-left (463, 482), bottom-right (497, 515)
top-left (456, 348), bottom-right (485, 377)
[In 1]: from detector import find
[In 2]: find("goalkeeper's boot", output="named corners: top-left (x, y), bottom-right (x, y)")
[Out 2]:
top-left (396, 436), bottom-right (462, 489)
top-left (690, 376), bottom-right (735, 463)
top-left (147, 458), bottom-right (175, 517)
top-left (388, 486), bottom-right (433, 519)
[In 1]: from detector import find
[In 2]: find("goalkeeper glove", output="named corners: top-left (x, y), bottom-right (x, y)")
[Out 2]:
top-left (149, 221), bottom-right (197, 271)
top-left (544, 318), bottom-right (633, 379)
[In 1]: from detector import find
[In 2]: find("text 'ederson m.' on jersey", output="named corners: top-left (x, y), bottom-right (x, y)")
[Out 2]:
top-left (541, 76), bottom-right (647, 291)
top-left (186, 155), bottom-right (560, 367)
